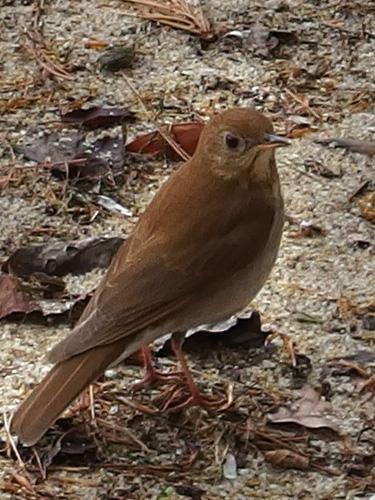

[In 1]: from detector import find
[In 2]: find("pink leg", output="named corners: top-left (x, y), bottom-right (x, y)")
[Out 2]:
top-left (131, 346), bottom-right (182, 391)
top-left (163, 332), bottom-right (227, 411)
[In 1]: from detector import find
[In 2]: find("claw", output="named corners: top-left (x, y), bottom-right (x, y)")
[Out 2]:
top-left (131, 346), bottom-right (184, 391)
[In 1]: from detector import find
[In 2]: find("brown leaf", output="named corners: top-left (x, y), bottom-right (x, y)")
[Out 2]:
top-left (315, 138), bottom-right (375, 156)
top-left (126, 122), bottom-right (205, 161)
top-left (267, 385), bottom-right (339, 431)
top-left (61, 106), bottom-right (135, 129)
top-left (4, 237), bottom-right (123, 277)
top-left (157, 311), bottom-right (269, 356)
top-left (16, 131), bottom-right (126, 182)
top-left (0, 274), bottom-right (40, 319)
top-left (15, 131), bottom-right (84, 164)
top-left (263, 449), bottom-right (310, 470)
top-left (0, 274), bottom-right (91, 326)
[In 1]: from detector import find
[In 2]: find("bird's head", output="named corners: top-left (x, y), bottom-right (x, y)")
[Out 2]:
top-left (194, 107), bottom-right (289, 183)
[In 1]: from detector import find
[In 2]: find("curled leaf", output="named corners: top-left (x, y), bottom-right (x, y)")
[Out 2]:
top-left (126, 122), bottom-right (204, 161)
top-left (61, 106), bottom-right (135, 129)
top-left (4, 237), bottom-right (123, 277)
top-left (0, 274), bottom-right (40, 319)
top-left (267, 385), bottom-right (339, 432)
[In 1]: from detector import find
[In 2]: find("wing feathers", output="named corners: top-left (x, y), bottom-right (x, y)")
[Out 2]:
top-left (49, 294), bottom-right (187, 363)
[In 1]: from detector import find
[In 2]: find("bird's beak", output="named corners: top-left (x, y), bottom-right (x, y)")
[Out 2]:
top-left (259, 133), bottom-right (291, 150)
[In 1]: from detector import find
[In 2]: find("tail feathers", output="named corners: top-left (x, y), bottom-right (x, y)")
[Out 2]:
top-left (11, 339), bottom-right (128, 446)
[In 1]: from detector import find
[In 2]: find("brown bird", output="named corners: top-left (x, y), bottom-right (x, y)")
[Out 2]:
top-left (11, 107), bottom-right (287, 446)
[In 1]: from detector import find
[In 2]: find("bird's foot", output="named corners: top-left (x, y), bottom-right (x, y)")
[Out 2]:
top-left (158, 383), bottom-right (230, 412)
top-left (131, 367), bottom-right (183, 391)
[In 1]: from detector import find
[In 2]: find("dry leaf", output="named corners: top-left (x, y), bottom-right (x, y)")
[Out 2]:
top-left (4, 237), bottom-right (123, 277)
top-left (158, 311), bottom-right (269, 356)
top-left (15, 131), bottom-right (84, 164)
top-left (126, 122), bottom-right (204, 160)
top-left (267, 385), bottom-right (339, 431)
top-left (16, 131), bottom-right (126, 182)
top-left (0, 274), bottom-right (40, 319)
top-left (174, 484), bottom-right (205, 499)
top-left (263, 449), bottom-right (310, 470)
top-left (61, 106), bottom-right (135, 129)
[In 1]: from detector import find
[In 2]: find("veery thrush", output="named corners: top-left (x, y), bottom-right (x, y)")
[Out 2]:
top-left (11, 107), bottom-right (287, 445)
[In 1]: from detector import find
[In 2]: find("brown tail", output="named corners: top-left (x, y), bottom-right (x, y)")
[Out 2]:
top-left (11, 338), bottom-right (129, 446)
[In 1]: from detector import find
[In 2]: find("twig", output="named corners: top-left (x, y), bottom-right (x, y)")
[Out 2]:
top-left (284, 88), bottom-right (321, 120)
top-left (122, 74), bottom-right (191, 161)
top-left (89, 385), bottom-right (97, 426)
top-left (3, 412), bottom-right (38, 493)
top-left (32, 448), bottom-right (46, 480)
top-left (121, 0), bottom-right (215, 39)
top-left (21, 2), bottom-right (73, 82)
top-left (23, 29), bottom-right (73, 81)
top-left (96, 417), bottom-right (151, 452)
top-left (115, 394), bottom-right (158, 415)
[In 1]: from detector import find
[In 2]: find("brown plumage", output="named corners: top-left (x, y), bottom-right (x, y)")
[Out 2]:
top-left (11, 108), bottom-right (287, 445)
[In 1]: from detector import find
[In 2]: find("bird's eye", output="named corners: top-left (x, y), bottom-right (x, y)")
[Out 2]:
top-left (223, 132), bottom-right (246, 152)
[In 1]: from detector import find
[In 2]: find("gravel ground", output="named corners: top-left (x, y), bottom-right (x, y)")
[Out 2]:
top-left (0, 1), bottom-right (374, 499)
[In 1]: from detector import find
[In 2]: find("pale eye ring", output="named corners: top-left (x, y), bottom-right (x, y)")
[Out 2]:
top-left (223, 132), bottom-right (246, 152)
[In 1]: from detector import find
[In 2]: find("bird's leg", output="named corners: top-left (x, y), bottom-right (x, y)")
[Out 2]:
top-left (131, 345), bottom-right (182, 391)
top-left (162, 332), bottom-right (227, 411)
